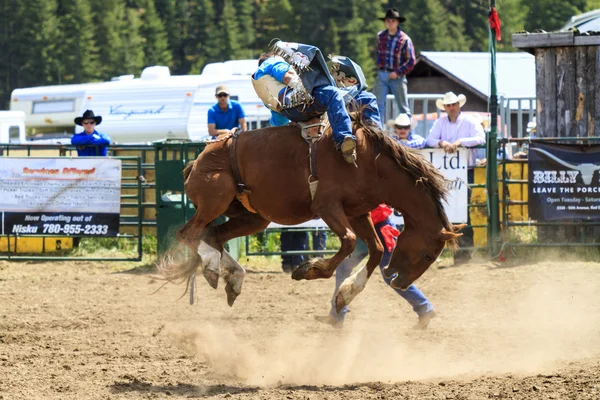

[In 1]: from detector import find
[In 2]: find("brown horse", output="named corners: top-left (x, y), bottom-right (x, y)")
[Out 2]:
top-left (163, 118), bottom-right (462, 311)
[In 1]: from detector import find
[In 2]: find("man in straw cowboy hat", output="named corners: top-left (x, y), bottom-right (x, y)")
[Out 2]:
top-left (71, 110), bottom-right (111, 156)
top-left (373, 8), bottom-right (416, 122)
top-left (426, 92), bottom-right (485, 267)
top-left (387, 113), bottom-right (425, 149)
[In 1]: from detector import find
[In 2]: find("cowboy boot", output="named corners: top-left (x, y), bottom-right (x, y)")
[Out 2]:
top-left (340, 137), bottom-right (357, 164)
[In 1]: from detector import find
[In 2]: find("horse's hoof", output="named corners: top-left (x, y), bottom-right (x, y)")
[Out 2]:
top-left (203, 268), bottom-right (219, 289)
top-left (335, 292), bottom-right (346, 314)
top-left (225, 283), bottom-right (239, 307)
top-left (291, 263), bottom-right (308, 280)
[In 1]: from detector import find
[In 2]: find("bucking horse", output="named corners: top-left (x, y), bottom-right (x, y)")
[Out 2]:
top-left (160, 114), bottom-right (463, 312)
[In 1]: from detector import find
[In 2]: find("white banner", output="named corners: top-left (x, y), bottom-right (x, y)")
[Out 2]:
top-left (269, 148), bottom-right (469, 229)
top-left (0, 158), bottom-right (122, 236)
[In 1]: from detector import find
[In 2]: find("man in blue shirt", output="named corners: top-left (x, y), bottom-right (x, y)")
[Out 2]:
top-left (71, 110), bottom-right (111, 156)
top-left (207, 85), bottom-right (247, 137)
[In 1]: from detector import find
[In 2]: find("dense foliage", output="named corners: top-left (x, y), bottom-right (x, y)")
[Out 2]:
top-left (0, 0), bottom-right (597, 108)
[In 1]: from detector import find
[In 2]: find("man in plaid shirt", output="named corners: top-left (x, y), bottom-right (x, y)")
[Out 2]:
top-left (374, 8), bottom-right (416, 122)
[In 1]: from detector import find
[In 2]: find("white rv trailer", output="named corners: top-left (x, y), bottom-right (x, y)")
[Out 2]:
top-left (9, 60), bottom-right (272, 143)
top-left (0, 111), bottom-right (27, 143)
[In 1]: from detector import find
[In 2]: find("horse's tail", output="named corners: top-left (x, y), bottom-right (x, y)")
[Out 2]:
top-left (156, 243), bottom-right (201, 299)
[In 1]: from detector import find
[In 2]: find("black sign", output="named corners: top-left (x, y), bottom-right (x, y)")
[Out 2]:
top-left (528, 142), bottom-right (600, 221)
top-left (3, 212), bottom-right (120, 237)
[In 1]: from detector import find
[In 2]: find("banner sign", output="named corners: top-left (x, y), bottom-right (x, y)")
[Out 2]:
top-left (528, 142), bottom-right (600, 221)
top-left (0, 158), bottom-right (122, 236)
top-left (270, 148), bottom-right (469, 228)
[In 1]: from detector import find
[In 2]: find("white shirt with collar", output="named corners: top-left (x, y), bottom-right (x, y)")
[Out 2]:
top-left (426, 112), bottom-right (486, 167)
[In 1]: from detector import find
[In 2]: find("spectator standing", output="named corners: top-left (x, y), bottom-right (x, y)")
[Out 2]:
top-left (373, 8), bottom-right (416, 122)
top-left (207, 85), bottom-right (247, 137)
top-left (72, 110), bottom-right (111, 156)
top-left (387, 113), bottom-right (425, 149)
top-left (426, 92), bottom-right (485, 266)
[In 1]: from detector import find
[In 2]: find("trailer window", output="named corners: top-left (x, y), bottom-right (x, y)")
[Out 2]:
top-left (9, 126), bottom-right (21, 143)
top-left (32, 100), bottom-right (75, 114)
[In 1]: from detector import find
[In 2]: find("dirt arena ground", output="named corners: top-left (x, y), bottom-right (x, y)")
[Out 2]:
top-left (1, 254), bottom-right (600, 399)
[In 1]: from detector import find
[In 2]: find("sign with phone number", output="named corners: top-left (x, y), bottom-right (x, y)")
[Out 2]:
top-left (0, 158), bottom-right (122, 237)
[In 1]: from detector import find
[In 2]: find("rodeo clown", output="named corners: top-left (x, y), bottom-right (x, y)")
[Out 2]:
top-left (252, 40), bottom-right (357, 164)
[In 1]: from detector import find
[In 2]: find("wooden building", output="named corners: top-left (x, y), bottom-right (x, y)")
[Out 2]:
top-left (512, 32), bottom-right (600, 137)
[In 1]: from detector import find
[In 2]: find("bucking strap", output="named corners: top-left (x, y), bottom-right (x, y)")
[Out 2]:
top-left (229, 128), bottom-right (244, 194)
top-left (228, 128), bottom-right (258, 213)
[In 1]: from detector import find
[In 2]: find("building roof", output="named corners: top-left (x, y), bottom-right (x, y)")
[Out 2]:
top-left (417, 51), bottom-right (536, 103)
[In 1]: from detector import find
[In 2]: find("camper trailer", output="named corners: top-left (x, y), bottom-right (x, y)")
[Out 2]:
top-left (9, 61), bottom-right (271, 143)
top-left (0, 111), bottom-right (26, 143)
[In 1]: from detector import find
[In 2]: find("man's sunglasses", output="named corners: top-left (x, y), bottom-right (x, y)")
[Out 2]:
top-left (394, 125), bottom-right (411, 130)
top-left (216, 93), bottom-right (229, 98)
top-left (82, 121), bottom-right (96, 125)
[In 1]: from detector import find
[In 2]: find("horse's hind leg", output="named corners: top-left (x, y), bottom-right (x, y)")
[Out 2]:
top-left (334, 214), bottom-right (384, 313)
top-left (210, 211), bottom-right (270, 306)
top-left (176, 170), bottom-right (236, 289)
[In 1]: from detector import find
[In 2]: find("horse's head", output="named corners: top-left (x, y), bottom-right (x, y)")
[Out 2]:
top-left (383, 224), bottom-right (464, 290)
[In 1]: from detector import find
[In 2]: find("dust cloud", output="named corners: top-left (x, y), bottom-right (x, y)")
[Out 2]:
top-left (167, 261), bottom-right (600, 386)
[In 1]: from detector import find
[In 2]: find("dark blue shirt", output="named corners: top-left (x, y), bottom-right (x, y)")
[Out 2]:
top-left (71, 131), bottom-right (111, 156)
top-left (207, 100), bottom-right (246, 130)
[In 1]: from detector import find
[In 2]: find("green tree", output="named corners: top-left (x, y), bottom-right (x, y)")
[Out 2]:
top-left (495, 0), bottom-right (526, 52)
top-left (524, 0), bottom-right (588, 32)
top-left (137, 0), bottom-right (172, 67)
top-left (57, 0), bottom-right (101, 83)
top-left (186, 0), bottom-right (220, 74)
top-left (255, 0), bottom-right (294, 52)
top-left (154, 0), bottom-right (180, 70)
top-left (216, 0), bottom-right (242, 60)
top-left (94, 0), bottom-right (127, 78)
top-left (232, 0), bottom-right (256, 58)
top-left (120, 7), bottom-right (146, 74)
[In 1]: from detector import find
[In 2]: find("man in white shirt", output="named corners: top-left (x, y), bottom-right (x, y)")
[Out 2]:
top-left (426, 92), bottom-right (485, 266)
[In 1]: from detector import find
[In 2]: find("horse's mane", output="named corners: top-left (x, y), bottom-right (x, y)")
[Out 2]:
top-left (350, 105), bottom-right (456, 246)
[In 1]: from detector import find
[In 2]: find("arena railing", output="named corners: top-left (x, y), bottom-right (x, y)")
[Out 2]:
top-left (496, 136), bottom-right (600, 259)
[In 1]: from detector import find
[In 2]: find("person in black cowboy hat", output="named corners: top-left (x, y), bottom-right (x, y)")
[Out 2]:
top-left (373, 7), bottom-right (415, 124)
top-left (71, 110), bottom-right (111, 156)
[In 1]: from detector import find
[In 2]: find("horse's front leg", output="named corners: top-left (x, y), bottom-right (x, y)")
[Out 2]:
top-left (292, 204), bottom-right (356, 281)
top-left (334, 213), bottom-right (384, 313)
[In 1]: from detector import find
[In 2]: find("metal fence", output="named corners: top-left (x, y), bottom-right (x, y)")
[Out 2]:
top-left (497, 137), bottom-right (600, 257)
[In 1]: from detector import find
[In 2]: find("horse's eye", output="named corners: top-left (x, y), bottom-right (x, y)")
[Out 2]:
top-left (425, 255), bottom-right (433, 262)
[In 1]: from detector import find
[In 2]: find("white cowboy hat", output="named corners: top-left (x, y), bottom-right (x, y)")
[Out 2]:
top-left (387, 113), bottom-right (418, 129)
top-left (436, 92), bottom-right (467, 111)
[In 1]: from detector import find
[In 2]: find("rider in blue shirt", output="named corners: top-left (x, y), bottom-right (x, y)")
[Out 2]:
top-left (71, 110), bottom-right (111, 156)
top-left (252, 41), bottom-right (357, 163)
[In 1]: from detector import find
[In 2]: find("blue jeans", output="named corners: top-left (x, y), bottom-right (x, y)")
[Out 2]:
top-left (280, 231), bottom-right (308, 268)
top-left (373, 71), bottom-right (410, 122)
top-left (328, 219), bottom-right (433, 322)
top-left (312, 86), bottom-right (355, 147)
top-left (353, 91), bottom-right (382, 129)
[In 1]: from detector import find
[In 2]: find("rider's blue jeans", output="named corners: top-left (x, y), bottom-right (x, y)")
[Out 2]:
top-left (312, 86), bottom-right (355, 147)
top-left (328, 219), bottom-right (434, 323)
